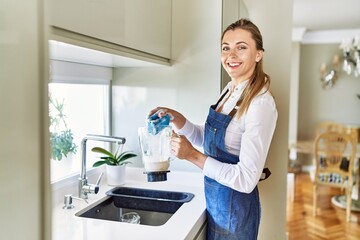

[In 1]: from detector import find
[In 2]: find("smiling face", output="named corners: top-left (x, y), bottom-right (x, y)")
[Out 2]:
top-left (221, 28), bottom-right (263, 84)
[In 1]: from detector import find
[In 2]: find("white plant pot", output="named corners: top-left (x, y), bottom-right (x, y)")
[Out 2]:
top-left (106, 165), bottom-right (126, 186)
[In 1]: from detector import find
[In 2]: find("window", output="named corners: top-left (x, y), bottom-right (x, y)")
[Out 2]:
top-left (49, 59), bottom-right (111, 182)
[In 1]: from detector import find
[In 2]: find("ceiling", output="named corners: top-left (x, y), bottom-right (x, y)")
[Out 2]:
top-left (293, 0), bottom-right (360, 43)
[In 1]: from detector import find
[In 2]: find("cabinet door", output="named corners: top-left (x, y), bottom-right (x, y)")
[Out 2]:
top-left (49, 0), bottom-right (171, 58)
top-left (194, 222), bottom-right (207, 240)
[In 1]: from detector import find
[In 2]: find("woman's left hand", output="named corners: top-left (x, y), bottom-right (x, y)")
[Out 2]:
top-left (170, 131), bottom-right (207, 169)
top-left (170, 131), bottom-right (193, 160)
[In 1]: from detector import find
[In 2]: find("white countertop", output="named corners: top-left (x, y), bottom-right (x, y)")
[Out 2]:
top-left (52, 167), bottom-right (206, 240)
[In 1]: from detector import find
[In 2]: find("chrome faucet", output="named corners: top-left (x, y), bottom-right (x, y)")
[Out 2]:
top-left (79, 134), bottom-right (126, 199)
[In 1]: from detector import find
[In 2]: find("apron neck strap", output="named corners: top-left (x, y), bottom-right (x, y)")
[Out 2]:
top-left (214, 89), bottom-right (229, 108)
top-left (214, 88), bottom-right (243, 118)
top-left (229, 96), bottom-right (243, 118)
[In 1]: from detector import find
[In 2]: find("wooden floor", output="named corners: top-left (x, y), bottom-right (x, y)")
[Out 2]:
top-left (286, 172), bottom-right (360, 240)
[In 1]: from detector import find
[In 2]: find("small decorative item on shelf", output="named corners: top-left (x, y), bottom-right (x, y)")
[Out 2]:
top-left (92, 145), bottom-right (137, 186)
top-left (339, 35), bottom-right (360, 77)
top-left (320, 55), bottom-right (339, 90)
top-left (320, 35), bottom-right (360, 90)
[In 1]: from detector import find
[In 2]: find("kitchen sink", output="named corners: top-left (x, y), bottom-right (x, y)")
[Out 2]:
top-left (75, 187), bottom-right (194, 226)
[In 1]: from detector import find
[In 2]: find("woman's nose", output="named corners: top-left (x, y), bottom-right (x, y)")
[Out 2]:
top-left (228, 50), bottom-right (237, 58)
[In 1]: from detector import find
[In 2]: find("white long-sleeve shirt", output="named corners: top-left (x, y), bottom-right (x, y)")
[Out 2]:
top-left (178, 81), bottom-right (278, 193)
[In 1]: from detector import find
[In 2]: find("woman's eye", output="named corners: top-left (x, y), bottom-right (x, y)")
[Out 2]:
top-left (222, 46), bottom-right (229, 51)
top-left (238, 45), bottom-right (247, 50)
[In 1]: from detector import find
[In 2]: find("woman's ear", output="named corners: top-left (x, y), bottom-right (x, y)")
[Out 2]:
top-left (255, 50), bottom-right (263, 62)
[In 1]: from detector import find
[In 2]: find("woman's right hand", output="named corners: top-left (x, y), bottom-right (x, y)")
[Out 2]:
top-left (148, 107), bottom-right (186, 130)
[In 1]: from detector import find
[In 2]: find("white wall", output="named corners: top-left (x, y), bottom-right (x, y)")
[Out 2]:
top-left (0, 0), bottom-right (51, 239)
top-left (298, 44), bottom-right (360, 141)
top-left (244, 0), bottom-right (292, 239)
top-left (289, 42), bottom-right (301, 145)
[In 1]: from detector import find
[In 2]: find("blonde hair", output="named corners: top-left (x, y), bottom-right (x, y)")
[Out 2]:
top-left (222, 18), bottom-right (271, 118)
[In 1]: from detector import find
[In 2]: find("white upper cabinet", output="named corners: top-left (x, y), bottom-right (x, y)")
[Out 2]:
top-left (49, 0), bottom-right (171, 59)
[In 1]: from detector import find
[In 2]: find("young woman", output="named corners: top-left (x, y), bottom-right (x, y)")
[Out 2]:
top-left (149, 18), bottom-right (277, 239)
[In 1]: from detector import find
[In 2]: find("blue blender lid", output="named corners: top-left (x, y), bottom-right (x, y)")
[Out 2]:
top-left (147, 113), bottom-right (171, 135)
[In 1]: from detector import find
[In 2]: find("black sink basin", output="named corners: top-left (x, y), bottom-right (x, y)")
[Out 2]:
top-left (75, 187), bottom-right (195, 226)
top-left (106, 187), bottom-right (194, 213)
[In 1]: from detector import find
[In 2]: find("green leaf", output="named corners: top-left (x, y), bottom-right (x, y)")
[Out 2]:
top-left (49, 95), bottom-right (77, 161)
top-left (103, 157), bottom-right (117, 165)
top-left (118, 152), bottom-right (137, 162)
top-left (91, 147), bottom-right (116, 159)
top-left (91, 148), bottom-right (137, 166)
top-left (50, 129), bottom-right (77, 161)
top-left (92, 160), bottom-right (108, 167)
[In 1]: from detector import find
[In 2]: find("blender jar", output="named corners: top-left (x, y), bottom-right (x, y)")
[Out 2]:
top-left (138, 126), bottom-right (171, 181)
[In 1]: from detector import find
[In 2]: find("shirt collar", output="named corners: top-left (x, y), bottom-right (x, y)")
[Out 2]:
top-left (227, 80), bottom-right (249, 93)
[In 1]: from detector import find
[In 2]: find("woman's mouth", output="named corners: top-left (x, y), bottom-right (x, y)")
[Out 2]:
top-left (227, 62), bottom-right (240, 68)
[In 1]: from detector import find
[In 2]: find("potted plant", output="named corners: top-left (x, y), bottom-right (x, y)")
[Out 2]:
top-left (91, 145), bottom-right (137, 186)
top-left (49, 94), bottom-right (77, 161)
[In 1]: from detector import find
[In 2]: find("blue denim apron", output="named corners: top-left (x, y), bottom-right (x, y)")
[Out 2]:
top-left (203, 90), bottom-right (263, 240)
